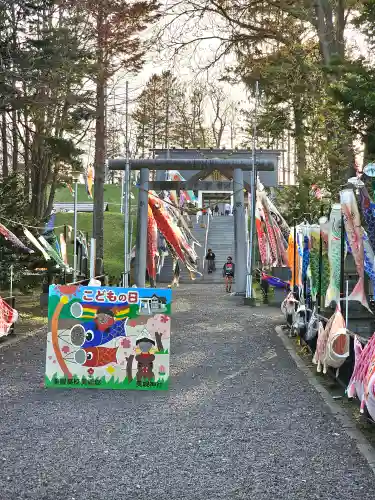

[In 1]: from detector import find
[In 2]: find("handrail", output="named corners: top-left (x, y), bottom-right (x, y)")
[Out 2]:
top-left (203, 211), bottom-right (211, 274)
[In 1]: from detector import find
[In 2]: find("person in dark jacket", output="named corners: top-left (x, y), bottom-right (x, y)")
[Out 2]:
top-left (205, 249), bottom-right (216, 273)
top-left (222, 256), bottom-right (235, 292)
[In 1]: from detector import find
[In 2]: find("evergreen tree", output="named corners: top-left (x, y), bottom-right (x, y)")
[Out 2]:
top-left (67, 0), bottom-right (160, 271)
top-left (1, 1), bottom-right (96, 218)
top-left (0, 176), bottom-right (39, 288)
top-left (133, 71), bottom-right (177, 155)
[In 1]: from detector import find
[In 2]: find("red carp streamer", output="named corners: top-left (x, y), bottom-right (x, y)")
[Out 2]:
top-left (147, 206), bottom-right (158, 281)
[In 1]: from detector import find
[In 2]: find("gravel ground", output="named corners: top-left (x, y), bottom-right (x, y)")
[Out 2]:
top-left (0, 284), bottom-right (374, 500)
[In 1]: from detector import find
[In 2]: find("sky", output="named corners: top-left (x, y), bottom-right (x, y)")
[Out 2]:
top-left (81, 7), bottom-right (372, 180)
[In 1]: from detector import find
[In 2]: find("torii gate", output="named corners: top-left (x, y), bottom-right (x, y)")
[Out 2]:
top-left (108, 154), bottom-right (279, 295)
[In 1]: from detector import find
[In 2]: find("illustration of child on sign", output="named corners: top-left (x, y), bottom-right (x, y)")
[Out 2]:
top-left (72, 307), bottom-right (128, 349)
top-left (135, 329), bottom-right (156, 382)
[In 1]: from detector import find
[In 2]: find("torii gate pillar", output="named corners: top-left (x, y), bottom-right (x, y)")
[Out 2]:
top-left (233, 168), bottom-right (247, 295)
top-left (134, 168), bottom-right (149, 287)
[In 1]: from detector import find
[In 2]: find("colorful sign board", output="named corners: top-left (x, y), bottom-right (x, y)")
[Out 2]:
top-left (364, 163), bottom-right (375, 177)
top-left (45, 285), bottom-right (171, 390)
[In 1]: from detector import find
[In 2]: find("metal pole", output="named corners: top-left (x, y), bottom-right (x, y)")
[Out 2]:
top-left (73, 180), bottom-right (78, 282)
top-left (90, 238), bottom-right (96, 279)
top-left (63, 225), bottom-right (67, 284)
top-left (345, 279), bottom-right (349, 327)
top-left (339, 213), bottom-right (345, 309)
top-left (123, 80), bottom-right (130, 287)
top-left (120, 171), bottom-right (124, 214)
top-left (293, 221), bottom-right (297, 290)
top-left (317, 215), bottom-right (323, 313)
top-left (10, 264), bottom-right (13, 297)
top-left (247, 81), bottom-right (259, 300)
top-left (287, 129), bottom-right (291, 185)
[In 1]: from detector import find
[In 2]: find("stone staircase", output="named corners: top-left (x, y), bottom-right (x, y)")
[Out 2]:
top-left (157, 214), bottom-right (235, 284)
top-left (203, 215), bottom-right (235, 283)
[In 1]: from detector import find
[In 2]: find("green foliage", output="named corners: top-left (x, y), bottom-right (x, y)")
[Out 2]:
top-left (330, 59), bottom-right (375, 163)
top-left (273, 171), bottom-right (331, 224)
top-left (0, 176), bottom-right (41, 288)
top-left (0, 1), bottom-right (96, 218)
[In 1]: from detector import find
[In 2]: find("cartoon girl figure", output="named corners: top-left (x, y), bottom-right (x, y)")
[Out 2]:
top-left (135, 329), bottom-right (156, 382)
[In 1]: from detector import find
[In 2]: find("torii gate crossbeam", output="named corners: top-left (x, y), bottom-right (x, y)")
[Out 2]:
top-left (108, 156), bottom-right (277, 291)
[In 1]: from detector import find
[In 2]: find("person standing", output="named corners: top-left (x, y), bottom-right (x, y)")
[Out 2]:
top-left (222, 256), bottom-right (235, 292)
top-left (205, 248), bottom-right (216, 273)
top-left (214, 204), bottom-right (219, 217)
top-left (224, 202), bottom-right (231, 216)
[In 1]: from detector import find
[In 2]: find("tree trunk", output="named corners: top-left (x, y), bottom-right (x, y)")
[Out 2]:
top-left (1, 113), bottom-right (8, 178)
top-left (23, 105), bottom-right (30, 200)
top-left (313, 0), bottom-right (336, 66)
top-left (30, 135), bottom-right (45, 219)
top-left (93, 9), bottom-right (106, 274)
top-left (336, 0), bottom-right (345, 60)
top-left (12, 110), bottom-right (18, 174)
top-left (30, 168), bottom-right (42, 218)
top-left (293, 105), bottom-right (306, 177)
top-left (126, 354), bottom-right (134, 382)
top-left (44, 163), bottom-right (59, 218)
top-left (155, 332), bottom-right (164, 351)
top-left (313, 0), bottom-right (354, 179)
top-left (11, 4), bottom-right (18, 174)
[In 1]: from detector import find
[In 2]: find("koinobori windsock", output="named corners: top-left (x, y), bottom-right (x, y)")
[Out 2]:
top-left (147, 205), bottom-right (158, 282)
top-left (148, 193), bottom-right (200, 276)
top-left (325, 204), bottom-right (342, 308)
top-left (309, 225), bottom-right (320, 301)
top-left (0, 222), bottom-right (34, 254)
top-left (358, 186), bottom-right (375, 253)
top-left (340, 188), bottom-right (370, 311)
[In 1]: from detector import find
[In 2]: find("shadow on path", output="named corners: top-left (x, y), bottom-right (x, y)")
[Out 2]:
top-left (0, 284), bottom-right (374, 500)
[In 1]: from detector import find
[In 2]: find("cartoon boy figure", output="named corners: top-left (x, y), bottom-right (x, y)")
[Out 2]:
top-left (135, 329), bottom-right (155, 382)
top-left (95, 307), bottom-right (115, 331)
top-left (79, 308), bottom-right (126, 348)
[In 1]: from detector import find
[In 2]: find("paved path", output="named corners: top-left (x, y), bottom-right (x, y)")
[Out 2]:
top-left (0, 284), bottom-right (374, 500)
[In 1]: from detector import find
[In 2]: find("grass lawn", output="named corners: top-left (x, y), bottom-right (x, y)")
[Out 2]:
top-left (54, 212), bottom-right (135, 279)
top-left (0, 292), bottom-right (48, 341)
top-left (54, 184), bottom-right (138, 213)
top-left (53, 184), bottom-right (138, 278)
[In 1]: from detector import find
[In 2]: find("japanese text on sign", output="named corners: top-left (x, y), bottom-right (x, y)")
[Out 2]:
top-left (82, 289), bottom-right (139, 304)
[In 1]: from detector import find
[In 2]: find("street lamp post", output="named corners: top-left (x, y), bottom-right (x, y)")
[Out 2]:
top-left (246, 81), bottom-right (259, 303)
top-left (71, 170), bottom-right (81, 282)
top-left (123, 80), bottom-right (130, 287)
